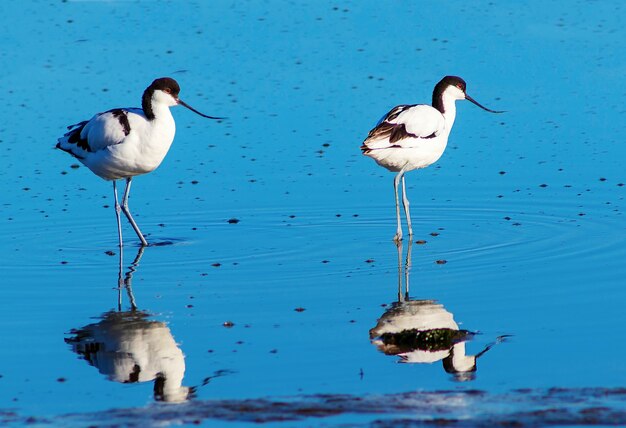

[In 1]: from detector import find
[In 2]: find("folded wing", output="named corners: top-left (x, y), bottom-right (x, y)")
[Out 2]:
top-left (361, 104), bottom-right (445, 152)
top-left (57, 108), bottom-right (145, 159)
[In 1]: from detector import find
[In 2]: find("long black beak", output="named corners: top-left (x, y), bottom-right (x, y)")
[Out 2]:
top-left (178, 99), bottom-right (226, 120)
top-left (465, 94), bottom-right (505, 113)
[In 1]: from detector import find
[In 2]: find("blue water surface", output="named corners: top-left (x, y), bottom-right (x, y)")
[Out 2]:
top-left (1, 0), bottom-right (625, 426)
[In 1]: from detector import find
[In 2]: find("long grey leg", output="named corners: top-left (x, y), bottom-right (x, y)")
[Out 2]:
top-left (113, 180), bottom-right (124, 249)
top-left (393, 172), bottom-right (403, 242)
top-left (120, 177), bottom-right (148, 247)
top-left (401, 175), bottom-right (413, 238)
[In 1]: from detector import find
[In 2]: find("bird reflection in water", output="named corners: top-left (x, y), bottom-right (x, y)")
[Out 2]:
top-left (369, 241), bottom-right (509, 381)
top-left (65, 246), bottom-right (193, 402)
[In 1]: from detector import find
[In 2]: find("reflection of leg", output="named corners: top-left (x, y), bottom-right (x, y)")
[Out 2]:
top-left (393, 172), bottom-right (403, 242)
top-left (396, 240), bottom-right (403, 302)
top-left (401, 175), bottom-right (412, 238)
top-left (404, 239), bottom-right (412, 300)
top-left (114, 182), bottom-right (124, 311)
top-left (121, 177), bottom-right (148, 247)
top-left (124, 246), bottom-right (145, 311)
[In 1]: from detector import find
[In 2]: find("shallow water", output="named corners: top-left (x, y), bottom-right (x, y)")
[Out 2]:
top-left (1, 0), bottom-right (625, 426)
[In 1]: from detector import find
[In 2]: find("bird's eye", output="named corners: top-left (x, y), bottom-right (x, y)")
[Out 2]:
top-left (164, 88), bottom-right (171, 94)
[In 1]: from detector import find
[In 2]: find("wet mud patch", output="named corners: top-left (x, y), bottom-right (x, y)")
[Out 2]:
top-left (6, 388), bottom-right (626, 427)
top-left (145, 238), bottom-right (186, 247)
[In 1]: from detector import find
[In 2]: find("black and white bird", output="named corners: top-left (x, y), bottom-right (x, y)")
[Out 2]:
top-left (57, 77), bottom-right (223, 247)
top-left (361, 76), bottom-right (503, 242)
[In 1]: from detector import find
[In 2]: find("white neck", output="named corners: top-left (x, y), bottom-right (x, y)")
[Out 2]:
top-left (151, 102), bottom-right (174, 121)
top-left (440, 92), bottom-right (458, 136)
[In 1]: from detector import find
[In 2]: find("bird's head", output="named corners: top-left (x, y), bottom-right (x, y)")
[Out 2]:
top-left (143, 77), bottom-right (225, 120)
top-left (436, 75), bottom-right (505, 113)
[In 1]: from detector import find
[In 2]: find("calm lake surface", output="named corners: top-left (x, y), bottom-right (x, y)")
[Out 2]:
top-left (1, 1), bottom-right (625, 426)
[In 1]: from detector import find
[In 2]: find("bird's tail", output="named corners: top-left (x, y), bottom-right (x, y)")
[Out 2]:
top-left (56, 121), bottom-right (89, 160)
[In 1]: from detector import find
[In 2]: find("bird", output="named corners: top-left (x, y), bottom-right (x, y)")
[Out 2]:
top-left (361, 75), bottom-right (503, 242)
top-left (57, 77), bottom-right (223, 248)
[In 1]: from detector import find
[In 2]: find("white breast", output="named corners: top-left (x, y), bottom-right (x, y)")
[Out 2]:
top-left (83, 109), bottom-right (176, 180)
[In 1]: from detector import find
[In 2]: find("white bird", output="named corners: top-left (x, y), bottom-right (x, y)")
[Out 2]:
top-left (57, 77), bottom-right (223, 247)
top-left (361, 76), bottom-right (503, 242)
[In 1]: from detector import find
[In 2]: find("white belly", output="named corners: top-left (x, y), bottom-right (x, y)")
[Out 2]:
top-left (366, 136), bottom-right (448, 173)
top-left (84, 125), bottom-right (175, 180)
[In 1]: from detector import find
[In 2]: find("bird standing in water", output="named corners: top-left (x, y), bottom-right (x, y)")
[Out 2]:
top-left (57, 77), bottom-right (223, 247)
top-left (361, 76), bottom-right (503, 242)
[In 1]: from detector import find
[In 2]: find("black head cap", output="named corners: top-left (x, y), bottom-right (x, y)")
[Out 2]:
top-left (149, 77), bottom-right (180, 97)
top-left (439, 76), bottom-right (466, 92)
top-left (432, 76), bottom-right (467, 111)
top-left (142, 77), bottom-right (180, 120)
